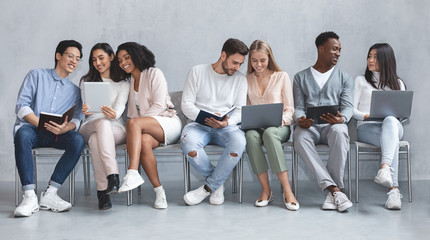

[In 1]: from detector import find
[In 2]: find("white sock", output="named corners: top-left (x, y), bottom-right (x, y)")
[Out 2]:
top-left (24, 190), bottom-right (36, 197)
top-left (46, 185), bottom-right (58, 194)
top-left (154, 185), bottom-right (164, 193)
top-left (127, 169), bottom-right (139, 175)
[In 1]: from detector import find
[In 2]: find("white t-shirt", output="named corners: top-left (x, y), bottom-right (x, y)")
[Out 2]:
top-left (311, 67), bottom-right (334, 89)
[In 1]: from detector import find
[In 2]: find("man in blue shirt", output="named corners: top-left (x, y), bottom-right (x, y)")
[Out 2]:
top-left (14, 40), bottom-right (85, 217)
top-left (293, 32), bottom-right (354, 212)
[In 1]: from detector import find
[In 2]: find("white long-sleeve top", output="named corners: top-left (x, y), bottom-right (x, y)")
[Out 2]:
top-left (181, 64), bottom-right (248, 126)
top-left (353, 72), bottom-right (405, 122)
top-left (81, 78), bottom-right (130, 131)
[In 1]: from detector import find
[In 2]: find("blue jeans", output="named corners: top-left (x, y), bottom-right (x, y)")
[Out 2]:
top-left (357, 116), bottom-right (403, 187)
top-left (180, 122), bottom-right (246, 192)
top-left (14, 125), bottom-right (85, 191)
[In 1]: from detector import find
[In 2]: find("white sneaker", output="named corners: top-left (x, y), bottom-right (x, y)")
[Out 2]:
top-left (14, 194), bottom-right (39, 217)
top-left (333, 191), bottom-right (353, 212)
top-left (209, 185), bottom-right (224, 205)
top-left (385, 188), bottom-right (402, 210)
top-left (374, 167), bottom-right (393, 188)
top-left (154, 186), bottom-right (168, 209)
top-left (183, 185), bottom-right (210, 206)
top-left (39, 191), bottom-right (72, 212)
top-left (321, 192), bottom-right (337, 210)
top-left (118, 171), bottom-right (144, 193)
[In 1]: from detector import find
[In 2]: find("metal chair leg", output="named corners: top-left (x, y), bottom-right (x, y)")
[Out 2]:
top-left (232, 166), bottom-right (237, 193)
top-left (239, 157), bottom-right (243, 203)
top-left (348, 149), bottom-right (351, 200)
top-left (15, 167), bottom-right (20, 206)
top-left (355, 144), bottom-right (359, 203)
top-left (407, 144), bottom-right (412, 202)
top-left (70, 168), bottom-right (75, 206)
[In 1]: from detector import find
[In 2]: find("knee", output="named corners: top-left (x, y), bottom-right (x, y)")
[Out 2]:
top-left (140, 135), bottom-right (154, 150)
top-left (330, 125), bottom-right (349, 138)
top-left (245, 130), bottom-right (261, 143)
top-left (383, 116), bottom-right (398, 126)
top-left (187, 150), bottom-right (197, 158)
top-left (14, 127), bottom-right (34, 145)
top-left (94, 118), bottom-right (111, 130)
top-left (126, 118), bottom-right (136, 129)
top-left (69, 132), bottom-right (85, 150)
top-left (262, 128), bottom-right (278, 141)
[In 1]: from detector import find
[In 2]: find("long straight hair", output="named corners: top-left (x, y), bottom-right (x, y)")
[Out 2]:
top-left (247, 40), bottom-right (281, 74)
top-left (364, 43), bottom-right (401, 90)
top-left (80, 43), bottom-right (124, 83)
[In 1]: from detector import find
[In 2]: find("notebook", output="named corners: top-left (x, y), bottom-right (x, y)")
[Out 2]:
top-left (365, 90), bottom-right (413, 121)
top-left (241, 103), bottom-right (283, 130)
top-left (83, 82), bottom-right (112, 113)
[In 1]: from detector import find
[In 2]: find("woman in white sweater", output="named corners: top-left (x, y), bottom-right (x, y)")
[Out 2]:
top-left (116, 42), bottom-right (181, 209)
top-left (353, 43), bottom-right (406, 210)
top-left (79, 43), bottom-right (130, 210)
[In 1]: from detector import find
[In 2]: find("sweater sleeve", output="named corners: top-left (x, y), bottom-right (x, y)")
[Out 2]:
top-left (353, 76), bottom-right (367, 120)
top-left (141, 69), bottom-right (169, 117)
top-left (293, 72), bottom-right (306, 123)
top-left (112, 80), bottom-right (130, 119)
top-left (227, 75), bottom-right (247, 126)
top-left (281, 72), bottom-right (294, 126)
top-left (181, 67), bottom-right (201, 121)
top-left (339, 73), bottom-right (354, 123)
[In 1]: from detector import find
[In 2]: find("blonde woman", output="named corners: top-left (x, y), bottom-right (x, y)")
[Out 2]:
top-left (246, 40), bottom-right (299, 210)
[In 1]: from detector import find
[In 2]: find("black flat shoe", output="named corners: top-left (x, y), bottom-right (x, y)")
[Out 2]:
top-left (97, 190), bottom-right (112, 210)
top-left (106, 174), bottom-right (120, 195)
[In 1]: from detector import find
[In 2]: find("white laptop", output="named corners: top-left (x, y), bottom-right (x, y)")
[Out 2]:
top-left (366, 90), bottom-right (413, 121)
top-left (83, 82), bottom-right (112, 113)
top-left (241, 103), bottom-right (283, 130)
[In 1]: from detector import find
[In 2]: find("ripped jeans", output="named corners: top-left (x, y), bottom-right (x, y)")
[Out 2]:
top-left (180, 122), bottom-right (246, 191)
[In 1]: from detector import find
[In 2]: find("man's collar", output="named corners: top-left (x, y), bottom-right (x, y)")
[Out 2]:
top-left (50, 68), bottom-right (68, 84)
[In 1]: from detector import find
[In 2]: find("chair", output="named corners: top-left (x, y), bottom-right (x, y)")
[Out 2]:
top-left (354, 140), bottom-right (412, 203)
top-left (15, 148), bottom-right (76, 206)
top-left (293, 144), bottom-right (352, 200)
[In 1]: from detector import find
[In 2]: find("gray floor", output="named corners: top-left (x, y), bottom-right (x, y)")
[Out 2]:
top-left (1, 180), bottom-right (429, 240)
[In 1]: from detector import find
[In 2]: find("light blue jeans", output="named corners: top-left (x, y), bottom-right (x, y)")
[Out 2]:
top-left (180, 122), bottom-right (246, 192)
top-left (357, 116), bottom-right (404, 187)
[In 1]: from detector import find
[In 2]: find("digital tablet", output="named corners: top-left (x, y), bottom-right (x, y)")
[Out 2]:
top-left (83, 82), bottom-right (111, 113)
top-left (306, 105), bottom-right (339, 124)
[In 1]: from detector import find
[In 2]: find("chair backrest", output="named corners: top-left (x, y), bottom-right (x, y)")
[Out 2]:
top-left (169, 91), bottom-right (188, 128)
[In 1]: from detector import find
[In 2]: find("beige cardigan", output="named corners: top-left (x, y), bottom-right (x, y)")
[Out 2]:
top-left (127, 67), bottom-right (176, 118)
top-left (247, 71), bottom-right (294, 126)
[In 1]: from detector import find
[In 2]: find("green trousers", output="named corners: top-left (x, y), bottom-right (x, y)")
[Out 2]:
top-left (245, 126), bottom-right (291, 175)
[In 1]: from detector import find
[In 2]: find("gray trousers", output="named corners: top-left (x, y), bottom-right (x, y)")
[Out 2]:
top-left (293, 124), bottom-right (349, 190)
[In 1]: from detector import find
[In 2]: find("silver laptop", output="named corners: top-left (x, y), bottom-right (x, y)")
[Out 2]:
top-left (241, 103), bottom-right (283, 130)
top-left (366, 90), bottom-right (413, 120)
top-left (83, 82), bottom-right (112, 113)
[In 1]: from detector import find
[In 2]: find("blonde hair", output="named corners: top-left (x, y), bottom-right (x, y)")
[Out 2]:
top-left (247, 40), bottom-right (282, 74)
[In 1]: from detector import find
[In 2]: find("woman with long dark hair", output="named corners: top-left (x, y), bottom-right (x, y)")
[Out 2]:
top-left (116, 42), bottom-right (181, 209)
top-left (245, 40), bottom-right (299, 210)
top-left (79, 43), bottom-right (130, 210)
top-left (353, 43), bottom-right (406, 210)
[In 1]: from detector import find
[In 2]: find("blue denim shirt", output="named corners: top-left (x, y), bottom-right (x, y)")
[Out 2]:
top-left (14, 68), bottom-right (83, 136)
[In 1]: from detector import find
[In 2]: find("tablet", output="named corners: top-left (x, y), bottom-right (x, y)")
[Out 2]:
top-left (83, 82), bottom-right (111, 113)
top-left (306, 105), bottom-right (339, 124)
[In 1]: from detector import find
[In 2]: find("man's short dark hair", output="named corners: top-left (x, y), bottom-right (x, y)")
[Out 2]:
top-left (55, 40), bottom-right (83, 66)
top-left (222, 38), bottom-right (249, 57)
top-left (315, 31), bottom-right (339, 48)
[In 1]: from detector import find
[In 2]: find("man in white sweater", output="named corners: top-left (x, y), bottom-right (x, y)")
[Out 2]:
top-left (181, 38), bottom-right (248, 206)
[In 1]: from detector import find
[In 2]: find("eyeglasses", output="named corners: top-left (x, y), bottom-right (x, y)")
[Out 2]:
top-left (63, 52), bottom-right (82, 62)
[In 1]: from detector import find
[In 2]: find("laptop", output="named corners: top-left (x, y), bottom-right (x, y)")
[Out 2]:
top-left (241, 103), bottom-right (283, 130)
top-left (366, 90), bottom-right (413, 121)
top-left (83, 82), bottom-right (112, 113)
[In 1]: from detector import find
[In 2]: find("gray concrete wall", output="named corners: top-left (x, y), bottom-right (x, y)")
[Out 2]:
top-left (1, 0), bottom-right (428, 184)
